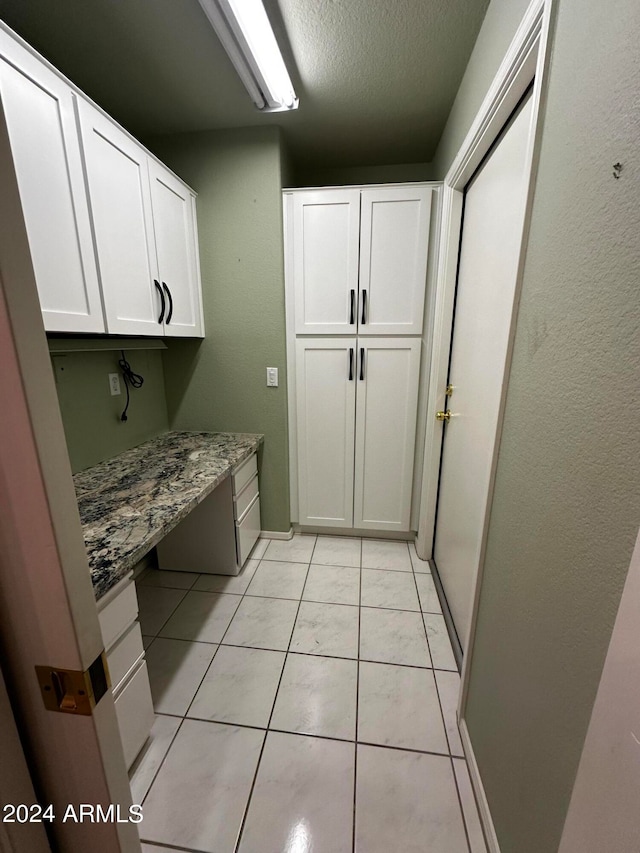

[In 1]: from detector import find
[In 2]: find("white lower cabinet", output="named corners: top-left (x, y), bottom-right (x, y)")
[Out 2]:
top-left (295, 337), bottom-right (420, 531)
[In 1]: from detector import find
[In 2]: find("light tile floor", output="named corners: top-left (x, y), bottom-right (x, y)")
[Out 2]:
top-left (133, 534), bottom-right (487, 853)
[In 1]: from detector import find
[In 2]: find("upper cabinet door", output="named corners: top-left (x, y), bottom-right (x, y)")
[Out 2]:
top-left (0, 38), bottom-right (104, 333)
top-left (77, 99), bottom-right (163, 336)
top-left (148, 161), bottom-right (204, 338)
top-left (359, 186), bottom-right (432, 335)
top-left (293, 190), bottom-right (361, 335)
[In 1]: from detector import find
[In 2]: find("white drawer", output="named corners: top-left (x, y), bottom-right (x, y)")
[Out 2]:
top-left (107, 621), bottom-right (144, 694)
top-left (98, 579), bottom-right (138, 651)
top-left (113, 660), bottom-right (154, 770)
top-left (236, 493), bottom-right (261, 568)
top-left (234, 473), bottom-right (259, 521)
top-left (232, 453), bottom-right (257, 496)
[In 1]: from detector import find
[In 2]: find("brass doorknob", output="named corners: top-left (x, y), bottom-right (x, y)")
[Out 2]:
top-left (436, 410), bottom-right (451, 422)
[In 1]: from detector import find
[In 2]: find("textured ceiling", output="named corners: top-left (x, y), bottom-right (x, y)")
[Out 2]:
top-left (0, 0), bottom-right (489, 169)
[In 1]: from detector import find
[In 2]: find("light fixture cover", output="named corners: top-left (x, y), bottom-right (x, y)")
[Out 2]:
top-left (199, 0), bottom-right (298, 112)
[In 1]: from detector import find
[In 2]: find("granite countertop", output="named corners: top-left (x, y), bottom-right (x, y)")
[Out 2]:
top-left (74, 431), bottom-right (263, 600)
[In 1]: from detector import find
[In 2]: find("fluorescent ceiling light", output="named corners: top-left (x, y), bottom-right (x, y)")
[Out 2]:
top-left (198, 0), bottom-right (299, 112)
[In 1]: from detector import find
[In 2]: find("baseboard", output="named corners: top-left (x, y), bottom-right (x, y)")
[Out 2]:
top-left (295, 525), bottom-right (415, 540)
top-left (459, 718), bottom-right (501, 853)
top-left (260, 528), bottom-right (294, 541)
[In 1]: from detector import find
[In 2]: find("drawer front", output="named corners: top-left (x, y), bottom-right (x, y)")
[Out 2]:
top-left (232, 453), bottom-right (257, 496)
top-left (107, 621), bottom-right (144, 694)
top-left (113, 660), bottom-right (154, 770)
top-left (234, 473), bottom-right (259, 521)
top-left (236, 493), bottom-right (261, 568)
top-left (98, 580), bottom-right (138, 651)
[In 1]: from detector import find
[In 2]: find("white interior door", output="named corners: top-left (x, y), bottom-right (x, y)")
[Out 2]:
top-left (296, 338), bottom-right (357, 527)
top-left (293, 189), bottom-right (361, 334)
top-left (149, 161), bottom-right (204, 337)
top-left (434, 91), bottom-right (534, 648)
top-left (0, 34), bottom-right (104, 333)
top-left (77, 98), bottom-right (162, 336)
top-left (359, 186), bottom-right (431, 335)
top-left (354, 338), bottom-right (421, 530)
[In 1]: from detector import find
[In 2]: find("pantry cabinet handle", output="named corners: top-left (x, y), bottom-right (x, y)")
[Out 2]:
top-left (359, 347), bottom-right (365, 380)
top-left (361, 290), bottom-right (367, 324)
top-left (154, 280), bottom-right (165, 324)
top-left (349, 289), bottom-right (355, 324)
top-left (349, 348), bottom-right (354, 380)
top-left (162, 282), bottom-right (173, 324)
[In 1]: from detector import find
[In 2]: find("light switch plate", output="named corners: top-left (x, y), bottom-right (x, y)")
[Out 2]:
top-left (266, 367), bottom-right (278, 387)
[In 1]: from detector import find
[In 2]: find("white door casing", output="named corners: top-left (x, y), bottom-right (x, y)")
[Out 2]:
top-left (296, 338), bottom-right (357, 527)
top-left (293, 189), bottom-right (361, 335)
top-left (0, 33), bottom-right (104, 333)
top-left (359, 186), bottom-right (432, 336)
top-left (434, 91), bottom-right (535, 649)
top-left (354, 338), bottom-right (421, 530)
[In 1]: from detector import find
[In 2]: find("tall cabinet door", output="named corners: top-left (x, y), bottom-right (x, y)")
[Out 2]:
top-left (0, 39), bottom-right (104, 332)
top-left (359, 186), bottom-right (432, 335)
top-left (354, 338), bottom-right (421, 530)
top-left (293, 190), bottom-right (361, 334)
top-left (77, 98), bottom-right (162, 336)
top-left (296, 338), bottom-right (357, 527)
top-left (148, 161), bottom-right (204, 338)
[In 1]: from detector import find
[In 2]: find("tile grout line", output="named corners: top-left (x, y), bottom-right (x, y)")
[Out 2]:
top-left (352, 536), bottom-right (363, 853)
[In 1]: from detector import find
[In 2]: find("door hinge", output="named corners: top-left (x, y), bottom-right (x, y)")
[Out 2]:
top-left (35, 652), bottom-right (110, 716)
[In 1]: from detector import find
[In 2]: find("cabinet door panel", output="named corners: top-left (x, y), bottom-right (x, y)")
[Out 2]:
top-left (77, 99), bottom-right (161, 336)
top-left (293, 190), bottom-right (360, 334)
top-left (359, 187), bottom-right (431, 335)
top-left (354, 338), bottom-right (421, 530)
top-left (149, 161), bottom-right (204, 337)
top-left (0, 42), bottom-right (104, 332)
top-left (296, 338), bottom-right (357, 527)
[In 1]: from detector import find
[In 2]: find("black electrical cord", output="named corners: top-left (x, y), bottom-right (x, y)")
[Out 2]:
top-left (118, 350), bottom-right (144, 422)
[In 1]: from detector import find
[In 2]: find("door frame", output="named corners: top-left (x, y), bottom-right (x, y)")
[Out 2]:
top-left (415, 1), bottom-right (555, 847)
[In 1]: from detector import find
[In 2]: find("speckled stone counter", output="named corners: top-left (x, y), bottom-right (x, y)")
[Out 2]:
top-left (74, 431), bottom-right (263, 600)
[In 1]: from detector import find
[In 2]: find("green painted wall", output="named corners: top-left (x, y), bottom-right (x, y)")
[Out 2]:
top-left (51, 348), bottom-right (169, 473)
top-left (292, 161), bottom-right (435, 188)
top-left (146, 126), bottom-right (290, 532)
top-left (435, 0), bottom-right (640, 850)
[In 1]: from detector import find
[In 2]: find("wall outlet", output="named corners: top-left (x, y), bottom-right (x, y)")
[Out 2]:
top-left (108, 373), bottom-right (121, 396)
top-left (266, 367), bottom-right (278, 387)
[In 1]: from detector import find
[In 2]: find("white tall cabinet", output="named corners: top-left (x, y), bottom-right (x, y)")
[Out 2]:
top-left (286, 184), bottom-right (434, 533)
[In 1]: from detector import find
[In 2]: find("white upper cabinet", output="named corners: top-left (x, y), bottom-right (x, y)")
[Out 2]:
top-left (148, 161), bottom-right (204, 338)
top-left (359, 186), bottom-right (432, 335)
top-left (293, 189), bottom-right (361, 335)
top-left (77, 98), bottom-right (162, 336)
top-left (0, 34), bottom-right (104, 332)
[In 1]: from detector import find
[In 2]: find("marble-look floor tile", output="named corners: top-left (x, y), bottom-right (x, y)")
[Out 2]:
top-left (408, 541), bottom-right (431, 574)
top-left (303, 564), bottom-right (361, 605)
top-left (416, 573), bottom-right (442, 613)
top-left (359, 607), bottom-right (431, 667)
top-left (249, 538), bottom-right (269, 560)
top-left (222, 595), bottom-right (299, 651)
top-left (360, 569), bottom-right (420, 611)
top-left (188, 645), bottom-right (285, 728)
top-left (238, 732), bottom-right (354, 853)
top-left (136, 586), bottom-right (188, 636)
top-left (362, 539), bottom-right (412, 572)
top-left (138, 569), bottom-right (199, 590)
top-left (141, 845), bottom-right (179, 852)
top-left (435, 670), bottom-right (464, 756)
top-left (271, 653), bottom-right (357, 740)
top-left (129, 714), bottom-right (181, 804)
top-left (262, 533), bottom-right (317, 563)
top-left (192, 559), bottom-right (259, 595)
top-left (454, 758), bottom-right (488, 853)
top-left (358, 662), bottom-right (447, 754)
top-left (290, 601), bottom-right (359, 659)
top-left (140, 720), bottom-right (264, 853)
top-left (312, 535), bottom-right (361, 568)
top-left (425, 614), bottom-right (458, 671)
top-left (245, 560), bottom-right (309, 600)
top-left (356, 745), bottom-right (468, 853)
top-left (142, 635), bottom-right (155, 650)
top-left (159, 591), bottom-right (241, 644)
top-left (145, 638), bottom-right (217, 716)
